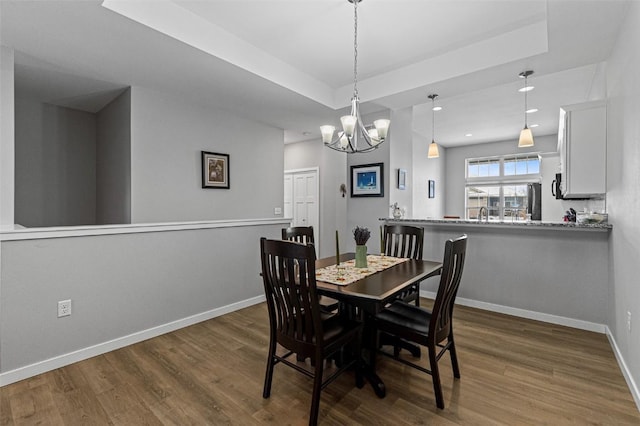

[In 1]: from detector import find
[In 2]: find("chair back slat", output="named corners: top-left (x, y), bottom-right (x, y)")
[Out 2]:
top-left (383, 225), bottom-right (424, 259)
top-left (430, 235), bottom-right (467, 343)
top-left (260, 238), bottom-right (323, 355)
top-left (282, 226), bottom-right (315, 245)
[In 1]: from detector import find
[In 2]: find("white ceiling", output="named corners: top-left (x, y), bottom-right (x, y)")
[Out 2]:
top-left (0, 0), bottom-right (631, 148)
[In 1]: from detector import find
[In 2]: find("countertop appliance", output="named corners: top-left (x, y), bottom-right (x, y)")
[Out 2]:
top-left (527, 183), bottom-right (542, 220)
top-left (552, 173), bottom-right (563, 200)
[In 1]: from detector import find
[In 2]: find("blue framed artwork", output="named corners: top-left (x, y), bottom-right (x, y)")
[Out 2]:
top-left (351, 163), bottom-right (384, 197)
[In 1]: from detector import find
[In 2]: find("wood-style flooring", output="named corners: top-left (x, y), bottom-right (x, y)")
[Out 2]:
top-left (2, 300), bottom-right (639, 425)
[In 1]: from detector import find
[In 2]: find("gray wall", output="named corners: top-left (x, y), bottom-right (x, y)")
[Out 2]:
top-left (1, 46), bottom-right (15, 227)
top-left (411, 223), bottom-right (610, 325)
top-left (388, 107), bottom-right (413, 217)
top-left (130, 87), bottom-right (284, 223)
top-left (15, 97), bottom-right (97, 227)
top-left (0, 222), bottom-right (283, 373)
top-left (97, 88), bottom-right (131, 225)
top-left (346, 111), bottom-right (391, 255)
top-left (606, 0), bottom-right (640, 399)
top-left (412, 132), bottom-right (446, 219)
top-left (284, 139), bottom-right (348, 259)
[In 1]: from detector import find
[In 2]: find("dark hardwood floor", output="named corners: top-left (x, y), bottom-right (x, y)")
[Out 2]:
top-left (2, 300), bottom-right (639, 425)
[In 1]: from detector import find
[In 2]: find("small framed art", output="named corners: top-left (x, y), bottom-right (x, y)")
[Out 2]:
top-left (397, 169), bottom-right (407, 190)
top-left (202, 151), bottom-right (230, 189)
top-left (351, 163), bottom-right (384, 197)
top-left (428, 179), bottom-right (435, 198)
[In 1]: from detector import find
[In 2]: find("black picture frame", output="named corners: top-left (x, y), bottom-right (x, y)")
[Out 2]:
top-left (397, 169), bottom-right (407, 190)
top-left (428, 179), bottom-right (435, 198)
top-left (202, 151), bottom-right (230, 189)
top-left (351, 163), bottom-right (384, 197)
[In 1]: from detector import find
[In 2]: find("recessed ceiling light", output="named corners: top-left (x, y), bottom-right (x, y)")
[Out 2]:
top-left (432, 106), bottom-right (442, 111)
top-left (518, 86), bottom-right (534, 92)
top-left (530, 124), bottom-right (539, 128)
top-left (465, 133), bottom-right (473, 137)
top-left (526, 108), bottom-right (538, 113)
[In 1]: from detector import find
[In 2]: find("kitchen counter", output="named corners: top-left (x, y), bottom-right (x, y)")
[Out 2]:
top-left (380, 216), bottom-right (611, 331)
top-left (381, 217), bottom-right (611, 232)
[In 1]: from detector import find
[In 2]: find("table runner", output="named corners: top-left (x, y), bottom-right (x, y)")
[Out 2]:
top-left (315, 255), bottom-right (409, 286)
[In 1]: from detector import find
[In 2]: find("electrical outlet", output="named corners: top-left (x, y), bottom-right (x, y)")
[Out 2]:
top-left (58, 299), bottom-right (72, 317)
top-left (627, 311), bottom-right (632, 332)
top-left (274, 207), bottom-right (282, 215)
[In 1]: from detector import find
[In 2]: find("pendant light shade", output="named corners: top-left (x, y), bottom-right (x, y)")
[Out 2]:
top-left (428, 141), bottom-right (440, 158)
top-left (428, 94), bottom-right (440, 159)
top-left (518, 70), bottom-right (535, 148)
top-left (518, 127), bottom-right (534, 148)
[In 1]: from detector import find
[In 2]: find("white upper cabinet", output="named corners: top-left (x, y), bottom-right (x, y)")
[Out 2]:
top-left (558, 100), bottom-right (606, 199)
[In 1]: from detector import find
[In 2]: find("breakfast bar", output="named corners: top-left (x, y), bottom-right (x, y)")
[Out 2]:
top-left (382, 218), bottom-right (612, 331)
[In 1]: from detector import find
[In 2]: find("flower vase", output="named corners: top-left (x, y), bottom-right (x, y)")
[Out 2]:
top-left (355, 245), bottom-right (368, 268)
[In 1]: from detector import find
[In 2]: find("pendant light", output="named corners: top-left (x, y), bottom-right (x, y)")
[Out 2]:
top-left (427, 94), bottom-right (440, 158)
top-left (320, 0), bottom-right (390, 153)
top-left (518, 70), bottom-right (534, 148)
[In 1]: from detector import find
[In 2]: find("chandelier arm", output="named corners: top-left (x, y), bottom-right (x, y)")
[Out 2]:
top-left (354, 103), bottom-right (376, 148)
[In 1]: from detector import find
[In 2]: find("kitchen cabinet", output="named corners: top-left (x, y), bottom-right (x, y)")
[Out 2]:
top-left (557, 100), bottom-right (606, 198)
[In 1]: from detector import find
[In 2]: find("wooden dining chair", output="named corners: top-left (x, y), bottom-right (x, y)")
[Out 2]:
top-left (282, 226), bottom-right (340, 314)
top-left (260, 238), bottom-right (363, 426)
top-left (382, 224), bottom-right (425, 306)
top-left (374, 234), bottom-right (467, 409)
top-left (282, 226), bottom-right (315, 245)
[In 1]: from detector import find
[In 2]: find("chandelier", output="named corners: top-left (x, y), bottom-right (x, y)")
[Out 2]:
top-left (320, 0), bottom-right (390, 153)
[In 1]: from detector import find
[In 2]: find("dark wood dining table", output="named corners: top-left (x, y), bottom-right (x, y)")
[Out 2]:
top-left (315, 253), bottom-right (442, 397)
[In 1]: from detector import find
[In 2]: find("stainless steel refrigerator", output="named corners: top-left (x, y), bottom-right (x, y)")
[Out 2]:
top-left (527, 183), bottom-right (542, 220)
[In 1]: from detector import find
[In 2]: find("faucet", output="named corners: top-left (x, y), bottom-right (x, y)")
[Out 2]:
top-left (478, 206), bottom-right (489, 223)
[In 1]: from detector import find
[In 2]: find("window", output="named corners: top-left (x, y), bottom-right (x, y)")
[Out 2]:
top-left (465, 154), bottom-right (540, 221)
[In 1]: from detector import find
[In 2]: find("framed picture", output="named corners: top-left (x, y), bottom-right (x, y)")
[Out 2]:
top-left (397, 169), bottom-right (407, 190)
top-left (351, 163), bottom-right (384, 197)
top-left (202, 151), bottom-right (230, 189)
top-left (428, 179), bottom-right (435, 198)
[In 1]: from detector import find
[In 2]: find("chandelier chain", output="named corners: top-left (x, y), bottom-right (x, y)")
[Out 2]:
top-left (353, 0), bottom-right (358, 96)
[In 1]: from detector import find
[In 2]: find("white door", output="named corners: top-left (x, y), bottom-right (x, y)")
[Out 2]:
top-left (284, 168), bottom-right (319, 253)
top-left (284, 174), bottom-right (293, 221)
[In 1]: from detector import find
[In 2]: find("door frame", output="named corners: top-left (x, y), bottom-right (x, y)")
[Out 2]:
top-left (284, 167), bottom-right (320, 253)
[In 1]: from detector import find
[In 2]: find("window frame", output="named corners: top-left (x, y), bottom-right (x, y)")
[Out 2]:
top-left (465, 154), bottom-right (541, 221)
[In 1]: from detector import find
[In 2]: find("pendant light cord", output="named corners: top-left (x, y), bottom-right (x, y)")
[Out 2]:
top-left (523, 75), bottom-right (528, 128)
top-left (428, 94), bottom-right (438, 142)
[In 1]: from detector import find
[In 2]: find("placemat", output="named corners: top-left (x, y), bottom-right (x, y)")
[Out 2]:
top-left (315, 255), bottom-right (409, 286)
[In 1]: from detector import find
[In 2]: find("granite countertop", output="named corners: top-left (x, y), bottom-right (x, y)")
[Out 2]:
top-left (381, 217), bottom-right (612, 231)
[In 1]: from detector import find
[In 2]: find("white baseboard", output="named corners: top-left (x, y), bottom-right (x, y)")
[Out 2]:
top-left (605, 326), bottom-right (640, 412)
top-left (0, 295), bottom-right (266, 387)
top-left (420, 290), bottom-right (606, 333)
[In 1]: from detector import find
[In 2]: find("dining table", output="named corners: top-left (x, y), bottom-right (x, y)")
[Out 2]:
top-left (315, 252), bottom-right (443, 397)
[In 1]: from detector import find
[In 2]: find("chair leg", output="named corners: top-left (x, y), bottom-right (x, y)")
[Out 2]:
top-left (354, 332), bottom-right (364, 389)
top-left (309, 357), bottom-right (325, 426)
top-left (448, 334), bottom-right (461, 378)
top-left (263, 339), bottom-right (277, 398)
top-left (428, 344), bottom-right (445, 409)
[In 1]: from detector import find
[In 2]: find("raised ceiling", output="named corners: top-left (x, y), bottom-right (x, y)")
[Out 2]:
top-left (0, 0), bottom-right (630, 147)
